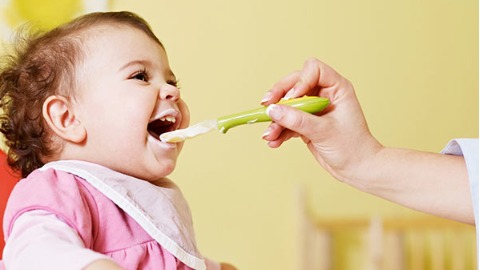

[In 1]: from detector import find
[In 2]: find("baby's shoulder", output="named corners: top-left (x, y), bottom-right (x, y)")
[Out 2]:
top-left (3, 167), bottom-right (100, 246)
top-left (5, 168), bottom-right (98, 228)
top-left (14, 167), bottom-right (92, 199)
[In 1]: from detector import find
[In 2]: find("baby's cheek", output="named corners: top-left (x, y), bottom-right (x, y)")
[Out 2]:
top-left (178, 99), bottom-right (190, 129)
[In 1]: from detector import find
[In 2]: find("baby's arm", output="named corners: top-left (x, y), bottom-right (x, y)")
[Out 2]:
top-left (205, 258), bottom-right (238, 270)
top-left (220, 263), bottom-right (238, 270)
top-left (3, 210), bottom-right (121, 270)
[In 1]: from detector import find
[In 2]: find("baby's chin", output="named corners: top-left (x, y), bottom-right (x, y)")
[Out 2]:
top-left (111, 162), bottom-right (176, 182)
top-left (142, 172), bottom-right (174, 182)
top-left (150, 177), bottom-right (177, 188)
top-left (130, 169), bottom-right (175, 182)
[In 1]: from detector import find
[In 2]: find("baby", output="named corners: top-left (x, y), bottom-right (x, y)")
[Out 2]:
top-left (0, 11), bottom-right (235, 270)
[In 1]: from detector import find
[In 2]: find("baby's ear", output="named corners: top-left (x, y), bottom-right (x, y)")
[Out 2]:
top-left (42, 95), bottom-right (86, 143)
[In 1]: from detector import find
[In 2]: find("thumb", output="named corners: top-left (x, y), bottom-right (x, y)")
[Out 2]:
top-left (266, 104), bottom-right (322, 138)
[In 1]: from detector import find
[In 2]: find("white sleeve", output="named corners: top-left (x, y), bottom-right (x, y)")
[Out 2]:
top-left (3, 210), bottom-right (113, 270)
top-left (442, 138), bottom-right (479, 267)
top-left (441, 139), bottom-right (479, 226)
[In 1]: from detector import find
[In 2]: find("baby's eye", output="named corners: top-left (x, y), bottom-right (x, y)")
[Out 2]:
top-left (167, 79), bottom-right (180, 88)
top-left (131, 70), bottom-right (149, 82)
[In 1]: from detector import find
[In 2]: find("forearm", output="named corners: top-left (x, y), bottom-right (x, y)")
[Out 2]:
top-left (349, 147), bottom-right (473, 224)
top-left (3, 210), bottom-right (116, 270)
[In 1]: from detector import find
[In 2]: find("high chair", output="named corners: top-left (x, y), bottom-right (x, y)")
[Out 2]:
top-left (0, 150), bottom-right (20, 258)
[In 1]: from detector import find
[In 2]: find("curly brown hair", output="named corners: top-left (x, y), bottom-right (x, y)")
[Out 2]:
top-left (0, 11), bottom-right (163, 178)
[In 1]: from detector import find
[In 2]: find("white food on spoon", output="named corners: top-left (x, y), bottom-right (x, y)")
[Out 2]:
top-left (160, 119), bottom-right (217, 143)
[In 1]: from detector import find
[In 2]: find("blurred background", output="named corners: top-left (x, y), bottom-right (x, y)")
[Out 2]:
top-left (0, 0), bottom-right (478, 269)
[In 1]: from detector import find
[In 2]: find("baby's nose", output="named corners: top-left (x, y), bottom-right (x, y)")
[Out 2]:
top-left (160, 84), bottom-right (180, 101)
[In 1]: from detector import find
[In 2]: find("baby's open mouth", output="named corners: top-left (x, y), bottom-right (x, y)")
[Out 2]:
top-left (148, 116), bottom-right (177, 140)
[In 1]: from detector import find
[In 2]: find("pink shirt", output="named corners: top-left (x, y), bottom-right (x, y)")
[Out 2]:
top-left (2, 161), bottom-right (213, 270)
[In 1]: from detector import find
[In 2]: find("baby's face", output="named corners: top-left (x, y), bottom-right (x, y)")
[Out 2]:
top-left (71, 25), bottom-right (189, 181)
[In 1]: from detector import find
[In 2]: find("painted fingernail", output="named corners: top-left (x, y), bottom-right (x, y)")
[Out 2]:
top-left (266, 104), bottom-right (283, 120)
top-left (262, 127), bottom-right (272, 138)
top-left (261, 91), bottom-right (272, 103)
top-left (283, 88), bottom-right (296, 100)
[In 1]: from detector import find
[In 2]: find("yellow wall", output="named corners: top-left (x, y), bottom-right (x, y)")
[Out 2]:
top-left (112, 1), bottom-right (477, 269)
top-left (1, 0), bottom-right (476, 269)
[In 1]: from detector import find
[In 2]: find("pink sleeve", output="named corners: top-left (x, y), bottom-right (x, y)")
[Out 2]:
top-left (3, 210), bottom-right (116, 270)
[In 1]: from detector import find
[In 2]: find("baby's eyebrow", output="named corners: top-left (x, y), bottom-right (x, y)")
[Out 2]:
top-left (118, 60), bottom-right (150, 72)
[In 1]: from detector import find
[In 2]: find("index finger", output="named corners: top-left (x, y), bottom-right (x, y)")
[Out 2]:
top-left (261, 71), bottom-right (301, 105)
top-left (262, 58), bottom-right (344, 105)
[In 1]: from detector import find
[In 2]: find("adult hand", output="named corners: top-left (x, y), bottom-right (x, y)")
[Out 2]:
top-left (261, 58), bottom-right (382, 182)
top-left (260, 58), bottom-right (474, 225)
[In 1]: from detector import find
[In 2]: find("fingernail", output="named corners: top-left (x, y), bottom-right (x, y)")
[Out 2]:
top-left (261, 91), bottom-right (272, 103)
top-left (266, 104), bottom-right (283, 120)
top-left (283, 88), bottom-right (296, 100)
top-left (262, 127), bottom-right (272, 138)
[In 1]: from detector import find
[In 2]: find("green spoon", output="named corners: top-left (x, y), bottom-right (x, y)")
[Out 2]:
top-left (160, 96), bottom-right (330, 143)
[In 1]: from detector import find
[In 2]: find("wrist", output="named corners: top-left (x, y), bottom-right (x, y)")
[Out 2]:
top-left (336, 135), bottom-right (384, 190)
